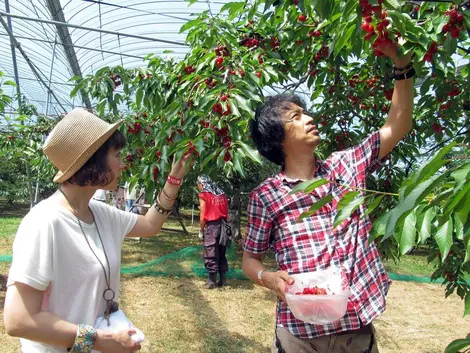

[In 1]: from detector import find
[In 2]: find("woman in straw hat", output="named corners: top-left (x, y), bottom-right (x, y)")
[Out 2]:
top-left (3, 109), bottom-right (192, 353)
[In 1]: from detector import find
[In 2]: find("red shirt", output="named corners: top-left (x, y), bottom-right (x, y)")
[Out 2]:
top-left (244, 132), bottom-right (391, 339)
top-left (199, 192), bottom-right (228, 221)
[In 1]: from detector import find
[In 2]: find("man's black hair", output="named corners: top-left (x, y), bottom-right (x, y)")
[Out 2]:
top-left (250, 94), bottom-right (306, 166)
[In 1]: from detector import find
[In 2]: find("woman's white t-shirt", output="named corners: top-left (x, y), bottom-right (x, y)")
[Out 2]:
top-left (7, 198), bottom-right (138, 352)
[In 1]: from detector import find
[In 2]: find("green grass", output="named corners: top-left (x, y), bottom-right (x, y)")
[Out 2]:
top-left (382, 251), bottom-right (438, 277)
top-left (0, 217), bottom-right (21, 238)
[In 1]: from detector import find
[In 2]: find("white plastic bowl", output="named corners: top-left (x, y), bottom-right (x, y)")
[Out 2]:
top-left (285, 269), bottom-right (351, 325)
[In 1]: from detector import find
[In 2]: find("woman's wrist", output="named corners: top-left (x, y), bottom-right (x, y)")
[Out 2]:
top-left (93, 330), bottom-right (112, 352)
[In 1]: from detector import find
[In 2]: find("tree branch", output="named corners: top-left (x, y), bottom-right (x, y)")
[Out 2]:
top-left (422, 127), bottom-right (470, 156)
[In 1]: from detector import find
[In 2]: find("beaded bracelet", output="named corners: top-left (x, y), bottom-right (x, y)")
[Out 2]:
top-left (167, 175), bottom-right (182, 186)
top-left (68, 324), bottom-right (97, 353)
top-left (154, 193), bottom-right (173, 215)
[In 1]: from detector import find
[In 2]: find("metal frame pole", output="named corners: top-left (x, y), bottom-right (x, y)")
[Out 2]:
top-left (0, 33), bottom-right (148, 60)
top-left (0, 11), bottom-right (189, 47)
top-left (4, 0), bottom-right (34, 209)
top-left (0, 14), bottom-right (68, 112)
top-left (34, 34), bottom-right (58, 205)
top-left (45, 35), bottom-right (58, 116)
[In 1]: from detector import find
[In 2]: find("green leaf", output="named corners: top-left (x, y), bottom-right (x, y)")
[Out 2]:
top-left (232, 94), bottom-right (252, 114)
top-left (289, 178), bottom-right (330, 195)
top-left (135, 88), bottom-right (143, 109)
top-left (420, 77), bottom-right (432, 96)
top-left (464, 292), bottom-right (470, 317)
top-left (454, 215), bottom-right (463, 241)
top-left (386, 171), bottom-right (450, 239)
top-left (298, 195), bottom-right (334, 221)
top-left (444, 337), bottom-right (470, 353)
top-left (464, 231), bottom-right (470, 264)
top-left (239, 142), bottom-right (262, 164)
top-left (179, 19), bottom-right (201, 33)
top-left (334, 192), bottom-right (364, 228)
top-left (418, 207), bottom-right (436, 244)
top-left (334, 23), bottom-right (356, 57)
top-left (388, 11), bottom-right (406, 36)
top-left (400, 142), bottom-right (456, 199)
top-left (398, 211), bottom-right (417, 255)
top-left (365, 195), bottom-right (384, 216)
top-left (232, 150), bottom-right (245, 178)
top-left (444, 36), bottom-right (457, 55)
top-left (369, 211), bottom-right (391, 243)
top-left (384, 0), bottom-right (401, 10)
top-left (434, 218), bottom-right (453, 263)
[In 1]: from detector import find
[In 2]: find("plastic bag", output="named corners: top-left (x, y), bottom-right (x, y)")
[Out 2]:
top-left (92, 310), bottom-right (145, 353)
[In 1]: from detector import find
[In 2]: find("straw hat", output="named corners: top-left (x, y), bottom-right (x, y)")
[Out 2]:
top-left (43, 108), bottom-right (123, 183)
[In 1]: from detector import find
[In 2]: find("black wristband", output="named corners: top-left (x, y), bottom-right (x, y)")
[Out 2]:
top-left (393, 67), bottom-right (416, 81)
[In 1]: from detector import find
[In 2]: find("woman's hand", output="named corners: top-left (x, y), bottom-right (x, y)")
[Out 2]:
top-left (95, 328), bottom-right (141, 353)
top-left (169, 152), bottom-right (194, 180)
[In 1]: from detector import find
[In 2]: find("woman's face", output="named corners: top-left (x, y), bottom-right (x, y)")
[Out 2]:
top-left (104, 147), bottom-right (125, 190)
top-left (197, 183), bottom-right (203, 191)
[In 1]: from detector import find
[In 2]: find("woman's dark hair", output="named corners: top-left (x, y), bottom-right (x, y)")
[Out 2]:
top-left (250, 94), bottom-right (306, 166)
top-left (68, 130), bottom-right (126, 187)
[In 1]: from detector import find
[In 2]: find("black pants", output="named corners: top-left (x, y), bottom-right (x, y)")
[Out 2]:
top-left (203, 220), bottom-right (228, 274)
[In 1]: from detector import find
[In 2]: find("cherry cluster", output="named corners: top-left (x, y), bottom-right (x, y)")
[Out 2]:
top-left (442, 8), bottom-right (465, 39)
top-left (295, 286), bottom-right (328, 295)
top-left (360, 0), bottom-right (395, 56)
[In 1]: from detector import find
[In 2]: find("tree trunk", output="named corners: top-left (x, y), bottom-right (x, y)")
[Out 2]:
top-left (229, 178), bottom-right (242, 241)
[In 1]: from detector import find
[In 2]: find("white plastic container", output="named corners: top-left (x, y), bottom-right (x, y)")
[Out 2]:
top-left (285, 267), bottom-right (351, 325)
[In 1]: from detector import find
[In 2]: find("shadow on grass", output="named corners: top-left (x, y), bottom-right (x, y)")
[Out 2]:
top-left (165, 271), bottom-right (268, 353)
top-left (123, 235), bottom-right (268, 352)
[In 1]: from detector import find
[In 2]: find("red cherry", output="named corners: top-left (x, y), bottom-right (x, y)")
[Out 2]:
top-left (450, 9), bottom-right (458, 20)
top-left (361, 22), bottom-right (370, 31)
top-left (313, 30), bottom-right (321, 37)
top-left (221, 95), bottom-right (228, 101)
top-left (223, 150), bottom-right (232, 162)
top-left (215, 57), bottom-right (224, 68)
top-left (298, 14), bottom-right (307, 22)
top-left (255, 72), bottom-right (262, 78)
top-left (450, 27), bottom-right (460, 38)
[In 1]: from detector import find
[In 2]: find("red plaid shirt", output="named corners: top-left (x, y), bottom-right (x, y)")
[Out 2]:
top-left (244, 131), bottom-right (391, 339)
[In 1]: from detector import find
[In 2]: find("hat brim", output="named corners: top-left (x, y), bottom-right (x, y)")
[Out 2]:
top-left (53, 120), bottom-right (124, 183)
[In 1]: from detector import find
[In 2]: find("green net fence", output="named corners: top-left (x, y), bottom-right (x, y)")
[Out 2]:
top-left (0, 248), bottom-right (457, 284)
top-left (120, 245), bottom-right (247, 279)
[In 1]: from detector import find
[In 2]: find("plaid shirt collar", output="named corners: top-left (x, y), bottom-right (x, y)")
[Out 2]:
top-left (278, 158), bottom-right (326, 184)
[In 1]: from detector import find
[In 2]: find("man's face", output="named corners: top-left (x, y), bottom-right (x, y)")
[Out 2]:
top-left (282, 103), bottom-right (321, 152)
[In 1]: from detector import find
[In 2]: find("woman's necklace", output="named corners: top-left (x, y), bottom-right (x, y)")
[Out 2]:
top-left (59, 188), bottom-right (119, 326)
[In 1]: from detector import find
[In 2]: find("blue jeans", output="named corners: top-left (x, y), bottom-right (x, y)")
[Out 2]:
top-left (126, 199), bottom-right (138, 213)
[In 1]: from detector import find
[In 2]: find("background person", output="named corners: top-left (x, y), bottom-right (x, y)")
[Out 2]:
top-left (124, 182), bottom-right (139, 213)
top-left (3, 109), bottom-right (192, 353)
top-left (197, 175), bottom-right (229, 289)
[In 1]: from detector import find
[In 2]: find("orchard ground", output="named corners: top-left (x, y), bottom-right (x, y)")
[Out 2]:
top-left (0, 203), bottom-right (468, 352)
